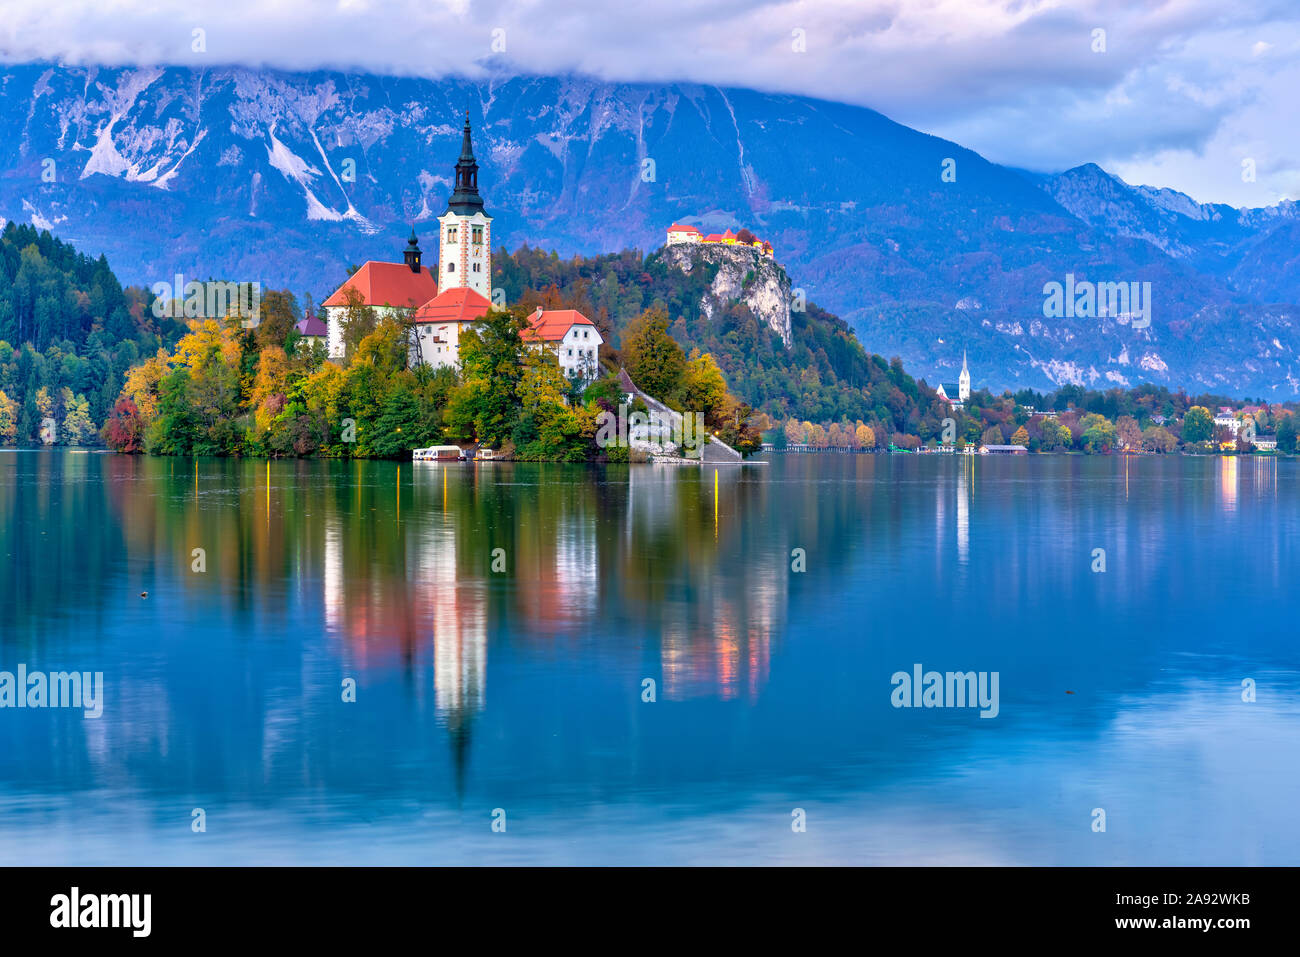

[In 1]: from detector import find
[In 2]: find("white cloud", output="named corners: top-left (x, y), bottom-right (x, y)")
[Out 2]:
top-left (1, 0), bottom-right (1297, 205)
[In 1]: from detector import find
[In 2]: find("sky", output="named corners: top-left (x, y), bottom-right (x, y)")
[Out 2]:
top-left (1, 0), bottom-right (1297, 207)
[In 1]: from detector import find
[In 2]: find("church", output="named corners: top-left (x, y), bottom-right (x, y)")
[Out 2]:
top-left (936, 351), bottom-right (971, 408)
top-left (321, 112), bottom-right (602, 381)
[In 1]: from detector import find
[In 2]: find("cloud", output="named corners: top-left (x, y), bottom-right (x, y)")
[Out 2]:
top-left (1, 0), bottom-right (1297, 205)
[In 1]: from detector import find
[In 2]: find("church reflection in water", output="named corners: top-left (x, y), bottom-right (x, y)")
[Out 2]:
top-left (319, 462), bottom-right (786, 723)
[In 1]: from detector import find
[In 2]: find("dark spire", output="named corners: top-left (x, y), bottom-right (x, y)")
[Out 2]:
top-left (447, 109), bottom-right (486, 216)
top-left (403, 224), bottom-right (422, 272)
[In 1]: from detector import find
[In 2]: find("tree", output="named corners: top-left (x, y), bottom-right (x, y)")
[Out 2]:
top-left (1116, 415), bottom-right (1141, 450)
top-left (339, 287), bottom-right (378, 359)
top-left (1277, 413), bottom-right (1298, 453)
top-left (255, 289), bottom-right (301, 350)
top-left (0, 389), bottom-right (16, 445)
top-left (60, 391), bottom-right (96, 445)
top-left (370, 381), bottom-right (422, 458)
top-left (678, 349), bottom-right (729, 425)
top-left (448, 305), bottom-right (529, 446)
top-left (1080, 416), bottom-right (1116, 453)
top-left (855, 423), bottom-right (875, 449)
top-left (784, 417), bottom-right (803, 445)
top-left (1183, 405), bottom-right (1213, 443)
top-left (622, 306), bottom-right (686, 401)
top-left (980, 425), bottom-right (1003, 447)
top-left (1141, 425), bottom-right (1176, 453)
top-left (101, 398), bottom-right (144, 453)
top-left (1011, 425), bottom-right (1029, 446)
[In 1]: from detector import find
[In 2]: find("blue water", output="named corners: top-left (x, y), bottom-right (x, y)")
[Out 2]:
top-left (0, 450), bottom-right (1296, 864)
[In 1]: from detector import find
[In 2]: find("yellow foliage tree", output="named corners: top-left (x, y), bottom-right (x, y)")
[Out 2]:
top-left (119, 349), bottom-right (174, 425)
top-left (0, 390), bottom-right (17, 444)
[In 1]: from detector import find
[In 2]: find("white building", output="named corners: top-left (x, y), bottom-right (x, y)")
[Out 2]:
top-left (1214, 409), bottom-right (1242, 437)
top-left (410, 287), bottom-right (493, 369)
top-left (523, 308), bottom-right (603, 384)
top-left (666, 223), bottom-right (703, 245)
top-left (937, 351), bottom-right (972, 408)
top-left (320, 237), bottom-right (438, 359)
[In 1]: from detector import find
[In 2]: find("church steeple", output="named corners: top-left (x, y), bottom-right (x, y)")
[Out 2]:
top-left (403, 226), bottom-right (422, 273)
top-left (447, 110), bottom-right (485, 216)
top-left (959, 349), bottom-right (971, 402)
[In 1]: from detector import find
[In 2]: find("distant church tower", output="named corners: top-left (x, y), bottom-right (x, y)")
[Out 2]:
top-left (959, 350), bottom-right (971, 402)
top-left (437, 111), bottom-right (492, 300)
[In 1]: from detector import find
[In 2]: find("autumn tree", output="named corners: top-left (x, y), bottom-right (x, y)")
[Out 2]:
top-left (101, 398), bottom-right (144, 453)
top-left (1183, 406), bottom-right (1213, 443)
top-left (1116, 415), bottom-right (1141, 451)
top-left (679, 349), bottom-right (729, 426)
top-left (255, 289), bottom-right (302, 350)
top-left (622, 306), bottom-right (686, 402)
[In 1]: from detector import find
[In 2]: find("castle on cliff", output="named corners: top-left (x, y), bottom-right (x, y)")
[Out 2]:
top-left (666, 224), bottom-right (773, 258)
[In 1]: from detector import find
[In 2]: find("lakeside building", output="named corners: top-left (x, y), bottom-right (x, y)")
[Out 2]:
top-left (665, 223), bottom-right (774, 258)
top-left (936, 351), bottom-right (972, 408)
top-left (1214, 408), bottom-right (1243, 437)
top-left (980, 444), bottom-right (1028, 454)
top-left (321, 112), bottom-right (599, 377)
top-left (523, 308), bottom-right (603, 385)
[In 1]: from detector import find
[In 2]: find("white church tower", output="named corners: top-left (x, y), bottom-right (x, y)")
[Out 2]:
top-left (437, 111), bottom-right (492, 300)
top-left (959, 350), bottom-right (971, 402)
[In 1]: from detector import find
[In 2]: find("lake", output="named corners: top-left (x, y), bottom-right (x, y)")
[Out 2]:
top-left (0, 450), bottom-right (1296, 864)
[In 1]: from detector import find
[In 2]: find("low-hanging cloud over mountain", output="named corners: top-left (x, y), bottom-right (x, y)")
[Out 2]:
top-left (1, 0), bottom-right (1297, 205)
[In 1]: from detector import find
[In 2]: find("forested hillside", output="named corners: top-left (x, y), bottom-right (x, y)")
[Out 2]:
top-left (0, 224), bottom-right (183, 444)
top-left (495, 244), bottom-right (952, 445)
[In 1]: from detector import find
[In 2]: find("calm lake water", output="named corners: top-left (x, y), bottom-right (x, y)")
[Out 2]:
top-left (0, 450), bottom-right (1296, 865)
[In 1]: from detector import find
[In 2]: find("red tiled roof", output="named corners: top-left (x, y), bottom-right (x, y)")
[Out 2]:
top-left (667, 224), bottom-right (701, 233)
top-left (703, 233), bottom-right (724, 242)
top-left (722, 229), bottom-right (736, 239)
top-left (321, 261), bottom-right (438, 309)
top-left (523, 308), bottom-right (595, 342)
top-left (412, 287), bottom-right (493, 324)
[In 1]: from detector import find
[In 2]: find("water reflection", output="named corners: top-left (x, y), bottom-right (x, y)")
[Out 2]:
top-left (1, 451), bottom-right (1298, 864)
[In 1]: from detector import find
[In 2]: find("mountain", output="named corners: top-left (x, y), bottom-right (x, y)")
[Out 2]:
top-left (2, 62), bottom-right (1299, 397)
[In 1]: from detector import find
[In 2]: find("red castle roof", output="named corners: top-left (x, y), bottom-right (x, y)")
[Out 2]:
top-left (322, 261), bottom-right (438, 309)
top-left (667, 224), bottom-right (701, 234)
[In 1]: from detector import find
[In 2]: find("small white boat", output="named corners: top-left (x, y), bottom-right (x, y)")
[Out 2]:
top-left (413, 445), bottom-right (464, 462)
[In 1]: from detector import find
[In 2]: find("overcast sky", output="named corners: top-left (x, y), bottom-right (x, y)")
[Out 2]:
top-left (2, 0), bottom-right (1296, 207)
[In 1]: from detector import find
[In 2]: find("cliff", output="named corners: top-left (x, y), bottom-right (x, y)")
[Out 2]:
top-left (659, 242), bottom-right (793, 346)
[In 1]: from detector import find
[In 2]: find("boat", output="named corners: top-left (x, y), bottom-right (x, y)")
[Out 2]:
top-left (413, 445), bottom-right (464, 462)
